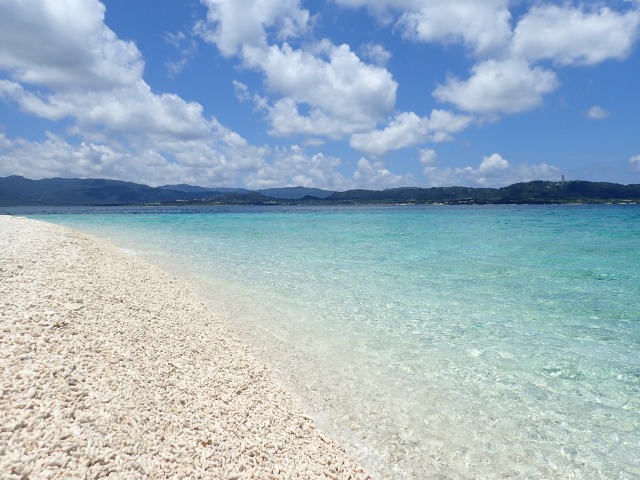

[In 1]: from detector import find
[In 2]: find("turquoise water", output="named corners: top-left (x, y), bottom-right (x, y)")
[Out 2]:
top-left (15, 205), bottom-right (640, 478)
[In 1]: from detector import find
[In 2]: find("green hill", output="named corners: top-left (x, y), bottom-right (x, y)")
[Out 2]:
top-left (1, 176), bottom-right (639, 206)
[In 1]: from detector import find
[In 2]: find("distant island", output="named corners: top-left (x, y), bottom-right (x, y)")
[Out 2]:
top-left (1, 175), bottom-right (639, 207)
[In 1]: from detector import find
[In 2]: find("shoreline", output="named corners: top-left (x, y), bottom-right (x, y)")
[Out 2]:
top-left (0, 215), bottom-right (372, 479)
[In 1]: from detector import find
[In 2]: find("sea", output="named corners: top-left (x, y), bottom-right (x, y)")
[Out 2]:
top-left (5, 204), bottom-right (639, 479)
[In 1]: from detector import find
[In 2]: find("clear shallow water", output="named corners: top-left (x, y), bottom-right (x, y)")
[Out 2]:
top-left (11, 205), bottom-right (640, 479)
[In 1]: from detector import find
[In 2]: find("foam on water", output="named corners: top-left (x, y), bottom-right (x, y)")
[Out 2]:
top-left (21, 205), bottom-right (640, 479)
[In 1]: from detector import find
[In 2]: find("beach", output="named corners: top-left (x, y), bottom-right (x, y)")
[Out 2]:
top-left (0, 215), bottom-right (371, 479)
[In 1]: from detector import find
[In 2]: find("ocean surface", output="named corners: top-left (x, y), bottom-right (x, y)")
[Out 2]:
top-left (8, 205), bottom-right (640, 479)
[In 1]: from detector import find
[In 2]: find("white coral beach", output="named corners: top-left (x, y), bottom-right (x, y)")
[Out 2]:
top-left (0, 215), bottom-right (371, 479)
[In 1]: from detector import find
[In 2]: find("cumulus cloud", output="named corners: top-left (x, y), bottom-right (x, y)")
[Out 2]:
top-left (0, 0), bottom-right (215, 142)
top-left (338, 1), bottom-right (640, 64)
top-left (0, 0), bottom-right (360, 188)
top-left (424, 109), bottom-right (474, 141)
top-left (353, 157), bottom-right (411, 189)
top-left (241, 144), bottom-right (425, 191)
top-left (0, 0), bottom-right (143, 90)
top-left (262, 98), bottom-right (355, 138)
top-left (396, 0), bottom-right (512, 56)
top-left (360, 43), bottom-right (392, 65)
top-left (250, 42), bottom-right (396, 121)
top-left (629, 155), bottom-right (640, 172)
top-left (335, 0), bottom-right (512, 55)
top-left (243, 145), bottom-right (348, 189)
top-left (0, 131), bottom-right (202, 186)
top-left (422, 153), bottom-right (561, 187)
top-left (433, 59), bottom-right (559, 115)
top-left (0, 131), bottom-right (127, 180)
top-left (478, 153), bottom-right (509, 174)
top-left (1, 79), bottom-right (215, 141)
top-left (0, 126), bottom-right (271, 188)
top-left (0, 0), bottom-right (278, 187)
top-left (350, 112), bottom-right (425, 155)
top-left (585, 105), bottom-right (610, 120)
top-left (418, 148), bottom-right (437, 167)
top-left (337, 0), bottom-right (640, 122)
top-left (195, 0), bottom-right (310, 56)
top-left (349, 110), bottom-right (471, 156)
top-left (244, 41), bottom-right (397, 138)
top-left (196, 0), bottom-right (399, 141)
top-left (418, 148), bottom-right (439, 176)
top-left (511, 4), bottom-right (640, 65)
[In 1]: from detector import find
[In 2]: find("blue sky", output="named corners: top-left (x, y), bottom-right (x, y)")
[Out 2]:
top-left (1, 0), bottom-right (639, 190)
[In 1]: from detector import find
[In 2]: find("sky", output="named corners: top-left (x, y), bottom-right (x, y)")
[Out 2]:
top-left (0, 0), bottom-right (639, 190)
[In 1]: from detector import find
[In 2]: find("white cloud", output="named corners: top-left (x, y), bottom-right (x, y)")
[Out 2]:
top-left (418, 148), bottom-right (437, 167)
top-left (629, 155), bottom-right (640, 173)
top-left (353, 157), bottom-right (411, 189)
top-left (338, 1), bottom-right (640, 63)
top-left (349, 109), bottom-right (471, 156)
top-left (0, 0), bottom-right (280, 187)
top-left (0, 1), bottom-right (220, 143)
top-left (0, 131), bottom-right (173, 185)
top-left (350, 112), bottom-right (424, 155)
top-left (511, 5), bottom-right (640, 65)
top-left (360, 43), bottom-right (392, 65)
top-left (0, 80), bottom-right (65, 120)
top-left (433, 59), bottom-right (559, 115)
top-left (336, 1), bottom-right (640, 123)
top-left (197, 0), bottom-right (399, 142)
top-left (397, 0), bottom-right (512, 56)
top-left (418, 148), bottom-right (440, 177)
top-left (248, 152), bottom-right (411, 192)
top-left (243, 145), bottom-right (348, 189)
top-left (0, 126), bottom-right (271, 188)
top-left (423, 109), bottom-right (473, 141)
top-left (585, 105), bottom-right (610, 120)
top-left (0, 129), bottom-right (338, 191)
top-left (1, 80), bottom-right (215, 141)
top-left (262, 98), bottom-right (356, 138)
top-left (196, 0), bottom-right (310, 56)
top-left (0, 131), bottom-right (127, 180)
top-left (0, 1), bottom-right (368, 189)
top-left (334, 0), bottom-right (511, 56)
top-left (244, 42), bottom-right (398, 139)
top-left (0, 0), bottom-right (143, 90)
top-left (478, 153), bottom-right (509, 174)
top-left (422, 154), bottom-right (561, 187)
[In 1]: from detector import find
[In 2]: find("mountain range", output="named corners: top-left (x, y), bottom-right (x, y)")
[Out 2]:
top-left (1, 175), bottom-right (639, 207)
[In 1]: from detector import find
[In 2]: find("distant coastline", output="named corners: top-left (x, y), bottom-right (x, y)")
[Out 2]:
top-left (1, 175), bottom-right (639, 207)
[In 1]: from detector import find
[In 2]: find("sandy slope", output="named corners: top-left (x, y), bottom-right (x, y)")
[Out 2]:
top-left (0, 215), bottom-right (371, 479)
